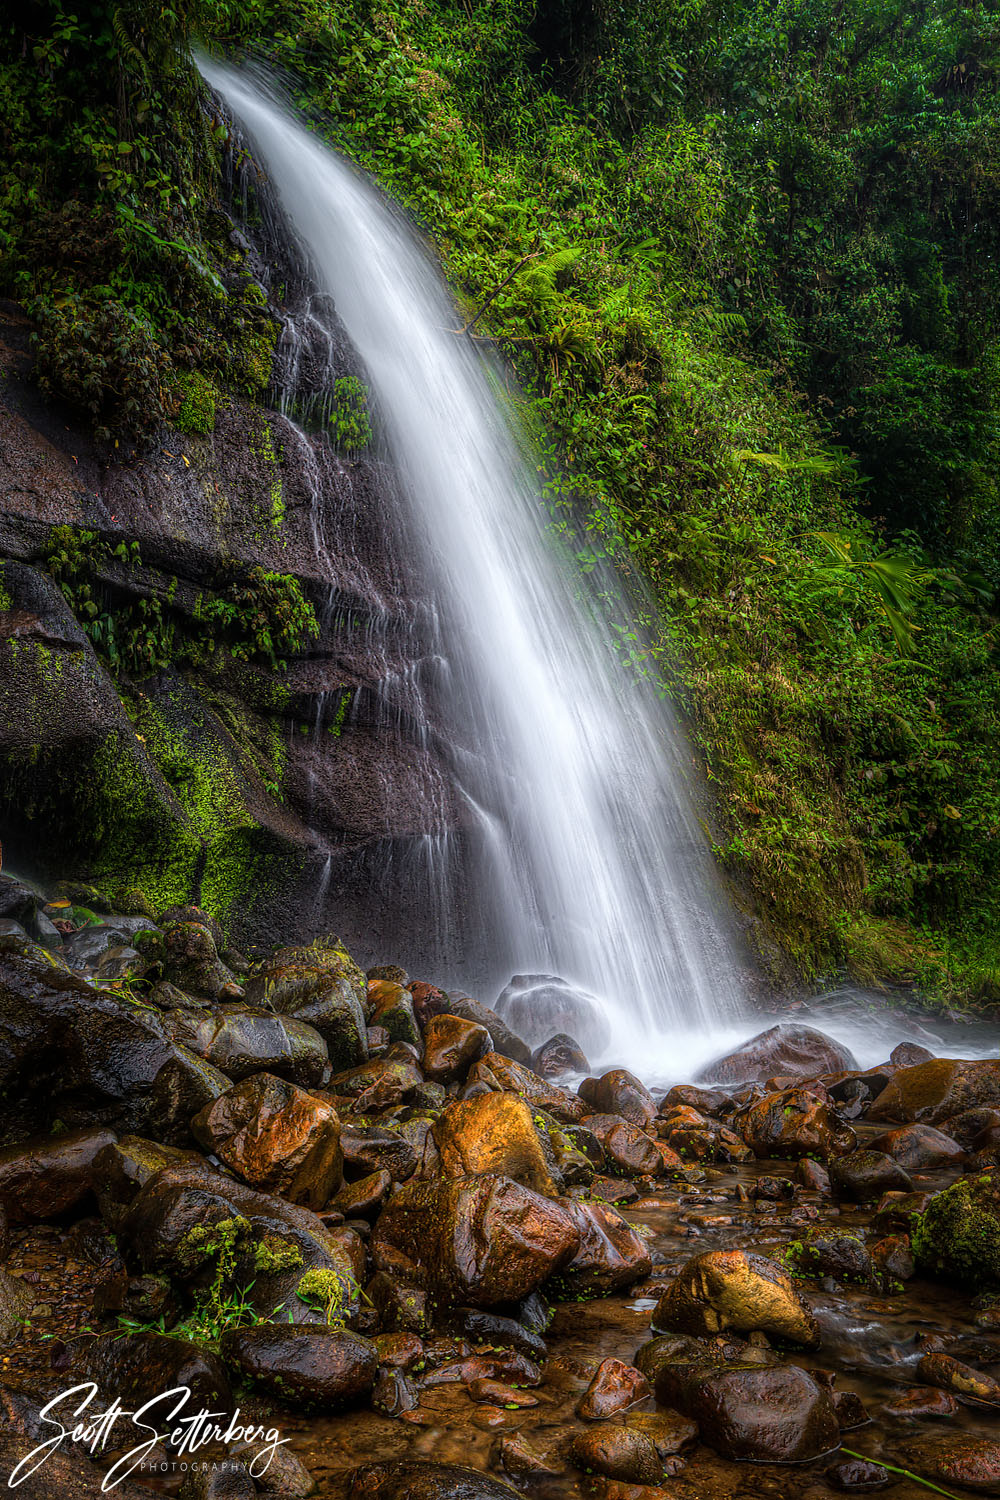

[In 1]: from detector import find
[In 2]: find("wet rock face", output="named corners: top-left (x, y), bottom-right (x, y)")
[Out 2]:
top-left (734, 1087), bottom-right (856, 1161)
top-left (221, 1323), bottom-right (378, 1410)
top-left (652, 1249), bottom-right (821, 1346)
top-left (558, 1198), bottom-right (653, 1296)
top-left (576, 1357), bottom-right (650, 1420)
top-left (432, 1093), bottom-right (559, 1196)
top-left (191, 1072), bottom-right (343, 1208)
top-left (697, 1024), bottom-right (857, 1084)
top-left (467, 1052), bottom-right (588, 1124)
top-left (370, 1173), bottom-right (580, 1309)
top-left (246, 940), bottom-right (369, 1072)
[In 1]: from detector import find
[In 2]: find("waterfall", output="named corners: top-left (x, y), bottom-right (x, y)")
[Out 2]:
top-left (200, 60), bottom-right (751, 1077)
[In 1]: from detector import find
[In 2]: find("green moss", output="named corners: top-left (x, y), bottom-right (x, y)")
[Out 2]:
top-left (912, 1175), bottom-right (1000, 1287)
top-left (253, 1235), bottom-right (305, 1275)
top-left (171, 368), bottom-right (217, 435)
top-left (296, 1266), bottom-right (351, 1325)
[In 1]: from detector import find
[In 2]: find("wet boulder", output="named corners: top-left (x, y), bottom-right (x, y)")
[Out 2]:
top-left (940, 1107), bottom-right (1000, 1151)
top-left (912, 1172), bottom-right (1000, 1286)
top-left (370, 1173), bottom-right (579, 1309)
top-left (531, 1033), bottom-right (589, 1077)
top-left (165, 1005), bottom-right (328, 1088)
top-left (220, 1323), bottom-right (377, 1410)
top-left (446, 996), bottom-right (532, 1065)
top-left (577, 1357), bottom-right (651, 1420)
top-left (432, 1092), bottom-right (559, 1195)
top-left (825, 1458), bottom-right (892, 1492)
top-left (785, 1228), bottom-right (873, 1284)
top-left (735, 1088), bottom-right (856, 1161)
top-left (0, 949), bottom-right (228, 1137)
top-left (895, 1435), bottom-right (1000, 1495)
top-left (421, 1013), bottom-right (491, 1083)
top-left (162, 921), bottom-right (242, 999)
top-left (869, 1123), bottom-right (965, 1170)
top-left (557, 1198), bottom-right (653, 1296)
top-left (348, 1462), bottom-right (519, 1500)
top-left (0, 1127), bottom-right (116, 1222)
top-left (73, 1329), bottom-right (231, 1409)
top-left (639, 1336), bottom-right (839, 1463)
top-left (367, 980), bottom-right (421, 1049)
top-left (467, 1052), bottom-right (587, 1124)
top-left (581, 1114), bottom-right (672, 1177)
top-left (830, 1151), bottom-right (912, 1202)
top-left (92, 1135), bottom-right (201, 1229)
top-left (341, 1124), bottom-right (417, 1183)
top-left (246, 939), bottom-right (368, 1069)
top-left (652, 1249), bottom-right (820, 1346)
top-left (697, 1025), bottom-right (857, 1085)
top-left (579, 1070), bottom-right (657, 1128)
top-left (327, 1058), bottom-right (424, 1109)
top-left (191, 1073), bottom-right (343, 1208)
top-left (891, 1042), bottom-right (936, 1067)
top-left (868, 1058), bottom-right (1000, 1125)
top-left (569, 1424), bottom-right (662, 1485)
top-left (494, 973), bottom-right (610, 1057)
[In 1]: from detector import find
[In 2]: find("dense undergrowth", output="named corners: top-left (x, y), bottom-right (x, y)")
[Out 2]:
top-left (3, 0), bottom-right (1000, 999)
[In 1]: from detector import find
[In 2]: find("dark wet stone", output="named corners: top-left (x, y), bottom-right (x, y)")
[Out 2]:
top-left (334, 1169), bottom-right (391, 1218)
top-left (372, 1365), bottom-right (418, 1415)
top-left (579, 1070), bottom-right (657, 1128)
top-left (531, 1033), bottom-right (589, 1077)
top-left (467, 1051), bottom-right (587, 1124)
top-left (221, 1323), bottom-right (377, 1410)
top-left (370, 1173), bottom-right (579, 1309)
top-left (367, 1271), bottom-right (430, 1333)
top-left (581, 1113), bottom-right (668, 1176)
top-left (918, 1352), bottom-right (1000, 1404)
top-left (786, 1227), bottom-right (873, 1284)
top-left (0, 1127), bottom-right (116, 1222)
top-left (698, 1024), bottom-right (857, 1084)
top-left (348, 1461), bottom-right (519, 1500)
top-left (830, 1150), bottom-right (912, 1202)
top-left (882, 1385), bottom-right (960, 1418)
top-left (735, 1087), bottom-right (856, 1160)
top-left (162, 921), bottom-right (242, 999)
top-left (825, 1458), bottom-right (892, 1491)
top-left (576, 1356), bottom-right (650, 1419)
top-left (340, 1124), bottom-right (417, 1183)
top-left (92, 1135), bottom-right (200, 1230)
top-left (557, 1197), bottom-right (653, 1296)
top-left (646, 1342), bottom-right (840, 1463)
top-left (569, 1424), bottom-right (662, 1484)
top-left (834, 1390), bottom-right (871, 1429)
top-left (446, 996), bottom-right (532, 1065)
top-left (891, 1042), bottom-right (936, 1067)
top-left (940, 1107), bottom-right (1000, 1150)
top-left (73, 1329), bottom-right (230, 1408)
top-left (166, 1004), bottom-right (328, 1087)
top-left (178, 1458), bottom-right (256, 1500)
top-left (459, 1309), bottom-right (547, 1363)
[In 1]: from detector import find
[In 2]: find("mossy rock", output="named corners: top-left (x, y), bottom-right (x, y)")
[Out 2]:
top-left (912, 1174), bottom-right (1000, 1287)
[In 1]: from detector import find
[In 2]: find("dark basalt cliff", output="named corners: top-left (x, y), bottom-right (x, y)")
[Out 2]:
top-left (0, 278), bottom-right (463, 962)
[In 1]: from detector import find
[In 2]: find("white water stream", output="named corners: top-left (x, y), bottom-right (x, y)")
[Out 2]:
top-left (200, 60), bottom-right (756, 1076)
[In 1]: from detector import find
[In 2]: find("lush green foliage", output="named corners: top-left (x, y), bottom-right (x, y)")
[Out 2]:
top-left (43, 525), bottom-right (318, 671)
top-left (5, 0), bottom-right (1000, 998)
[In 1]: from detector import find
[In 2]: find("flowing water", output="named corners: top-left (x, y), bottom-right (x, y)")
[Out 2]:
top-left (199, 59), bottom-right (759, 1076)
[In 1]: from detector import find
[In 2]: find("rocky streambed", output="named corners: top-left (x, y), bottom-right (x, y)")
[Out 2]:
top-left (0, 873), bottom-right (999, 1500)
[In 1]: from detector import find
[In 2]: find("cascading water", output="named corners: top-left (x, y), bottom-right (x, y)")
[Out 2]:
top-left (200, 59), bottom-right (753, 1076)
